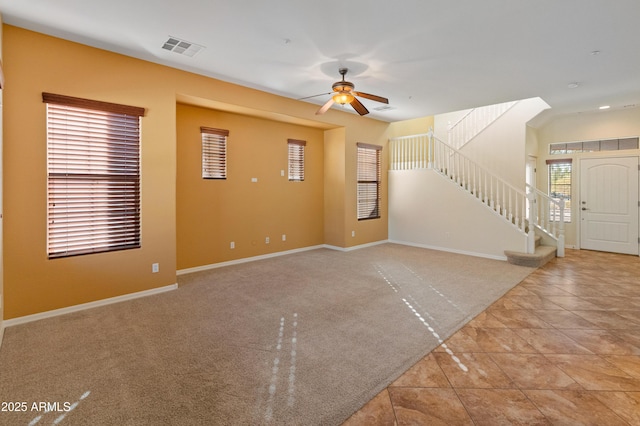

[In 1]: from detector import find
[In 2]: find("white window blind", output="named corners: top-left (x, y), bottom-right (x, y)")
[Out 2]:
top-left (357, 142), bottom-right (382, 220)
top-left (201, 127), bottom-right (228, 179)
top-left (288, 139), bottom-right (306, 181)
top-left (44, 92), bottom-right (144, 259)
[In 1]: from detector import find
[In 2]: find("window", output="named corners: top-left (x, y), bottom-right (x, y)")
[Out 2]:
top-left (549, 137), bottom-right (639, 154)
top-left (201, 127), bottom-right (228, 179)
top-left (547, 158), bottom-right (572, 222)
top-left (288, 139), bottom-right (306, 181)
top-left (357, 143), bottom-right (382, 220)
top-left (44, 92), bottom-right (144, 258)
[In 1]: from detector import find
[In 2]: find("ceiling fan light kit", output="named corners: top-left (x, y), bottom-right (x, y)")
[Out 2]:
top-left (333, 91), bottom-right (355, 105)
top-left (307, 68), bottom-right (389, 116)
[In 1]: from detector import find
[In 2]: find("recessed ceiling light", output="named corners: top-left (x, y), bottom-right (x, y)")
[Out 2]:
top-left (599, 105), bottom-right (610, 110)
top-left (590, 50), bottom-right (601, 56)
top-left (567, 82), bottom-right (580, 89)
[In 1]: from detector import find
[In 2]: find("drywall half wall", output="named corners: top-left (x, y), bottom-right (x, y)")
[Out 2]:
top-left (388, 169), bottom-right (527, 259)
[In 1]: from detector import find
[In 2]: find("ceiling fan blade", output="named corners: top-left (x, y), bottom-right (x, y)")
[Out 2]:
top-left (353, 91), bottom-right (389, 104)
top-left (350, 97), bottom-right (369, 116)
top-left (316, 98), bottom-right (335, 115)
top-left (298, 92), bottom-right (332, 101)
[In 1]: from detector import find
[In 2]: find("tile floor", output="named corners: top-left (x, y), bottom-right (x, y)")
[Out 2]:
top-left (343, 249), bottom-right (640, 425)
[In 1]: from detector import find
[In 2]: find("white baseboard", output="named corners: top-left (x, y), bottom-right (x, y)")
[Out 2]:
top-left (323, 240), bottom-right (389, 252)
top-left (177, 245), bottom-right (326, 275)
top-left (3, 283), bottom-right (178, 328)
top-left (388, 239), bottom-right (508, 261)
top-left (177, 241), bottom-right (391, 275)
top-left (4, 241), bottom-right (393, 328)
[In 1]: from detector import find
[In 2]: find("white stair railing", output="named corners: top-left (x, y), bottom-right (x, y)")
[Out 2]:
top-left (390, 131), bottom-right (532, 250)
top-left (448, 101), bottom-right (518, 150)
top-left (432, 135), bottom-right (528, 235)
top-left (389, 133), bottom-right (431, 170)
top-left (526, 184), bottom-right (566, 257)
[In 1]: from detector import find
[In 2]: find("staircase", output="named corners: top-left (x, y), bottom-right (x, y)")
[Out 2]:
top-left (503, 184), bottom-right (566, 266)
top-left (504, 235), bottom-right (557, 267)
top-left (389, 102), bottom-right (564, 264)
top-left (391, 132), bottom-right (529, 236)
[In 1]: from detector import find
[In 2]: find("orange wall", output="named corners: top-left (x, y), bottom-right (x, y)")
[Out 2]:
top-left (323, 128), bottom-right (347, 247)
top-left (2, 25), bottom-right (391, 319)
top-left (176, 104), bottom-right (325, 269)
top-left (0, 16), bottom-right (4, 334)
top-left (3, 26), bottom-right (180, 318)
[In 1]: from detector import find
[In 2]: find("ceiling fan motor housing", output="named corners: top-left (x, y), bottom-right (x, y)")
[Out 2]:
top-left (332, 80), bottom-right (354, 93)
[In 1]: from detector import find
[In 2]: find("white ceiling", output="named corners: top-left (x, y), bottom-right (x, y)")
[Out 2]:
top-left (2, 0), bottom-right (639, 124)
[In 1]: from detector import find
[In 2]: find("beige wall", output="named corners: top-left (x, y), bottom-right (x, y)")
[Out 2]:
top-left (2, 25), bottom-right (389, 319)
top-left (456, 98), bottom-right (550, 189)
top-left (525, 125), bottom-right (539, 159)
top-left (535, 107), bottom-right (640, 247)
top-left (389, 170), bottom-right (527, 258)
top-left (537, 108), bottom-right (640, 144)
top-left (387, 116), bottom-right (434, 139)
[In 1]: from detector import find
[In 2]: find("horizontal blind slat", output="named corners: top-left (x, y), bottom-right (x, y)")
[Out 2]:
top-left (46, 99), bottom-right (141, 258)
top-left (202, 131), bottom-right (227, 179)
top-left (288, 141), bottom-right (305, 181)
top-left (356, 145), bottom-right (381, 220)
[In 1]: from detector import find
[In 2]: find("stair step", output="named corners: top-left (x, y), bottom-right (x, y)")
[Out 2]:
top-left (504, 245), bottom-right (556, 268)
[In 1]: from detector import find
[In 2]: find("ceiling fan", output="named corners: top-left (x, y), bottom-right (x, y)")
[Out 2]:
top-left (300, 68), bottom-right (389, 116)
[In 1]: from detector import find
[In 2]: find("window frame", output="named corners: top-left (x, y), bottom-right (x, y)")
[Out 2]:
top-left (287, 139), bottom-right (306, 181)
top-left (549, 137), bottom-right (639, 154)
top-left (356, 142), bottom-right (382, 220)
top-left (201, 127), bottom-right (229, 179)
top-left (43, 92), bottom-right (145, 259)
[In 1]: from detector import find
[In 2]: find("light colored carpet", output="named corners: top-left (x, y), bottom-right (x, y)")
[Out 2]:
top-left (0, 243), bottom-right (534, 425)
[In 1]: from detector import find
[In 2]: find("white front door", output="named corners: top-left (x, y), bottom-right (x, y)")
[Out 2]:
top-left (580, 156), bottom-right (639, 255)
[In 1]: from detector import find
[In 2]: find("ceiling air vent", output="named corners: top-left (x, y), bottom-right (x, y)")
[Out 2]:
top-left (373, 105), bottom-right (395, 112)
top-left (162, 37), bottom-right (204, 57)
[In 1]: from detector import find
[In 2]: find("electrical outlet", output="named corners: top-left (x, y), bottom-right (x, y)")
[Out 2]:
top-left (352, 231), bottom-right (355, 237)
top-left (280, 170), bottom-right (285, 177)
top-left (282, 234), bottom-right (286, 241)
top-left (230, 241), bottom-right (235, 249)
top-left (152, 263), bottom-right (159, 273)
top-left (265, 237), bottom-right (270, 244)
top-left (251, 177), bottom-right (258, 182)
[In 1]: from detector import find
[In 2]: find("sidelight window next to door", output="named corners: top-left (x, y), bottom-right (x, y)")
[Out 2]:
top-left (547, 159), bottom-right (572, 223)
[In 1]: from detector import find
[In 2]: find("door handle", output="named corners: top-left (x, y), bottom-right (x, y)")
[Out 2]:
top-left (582, 207), bottom-right (588, 210)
